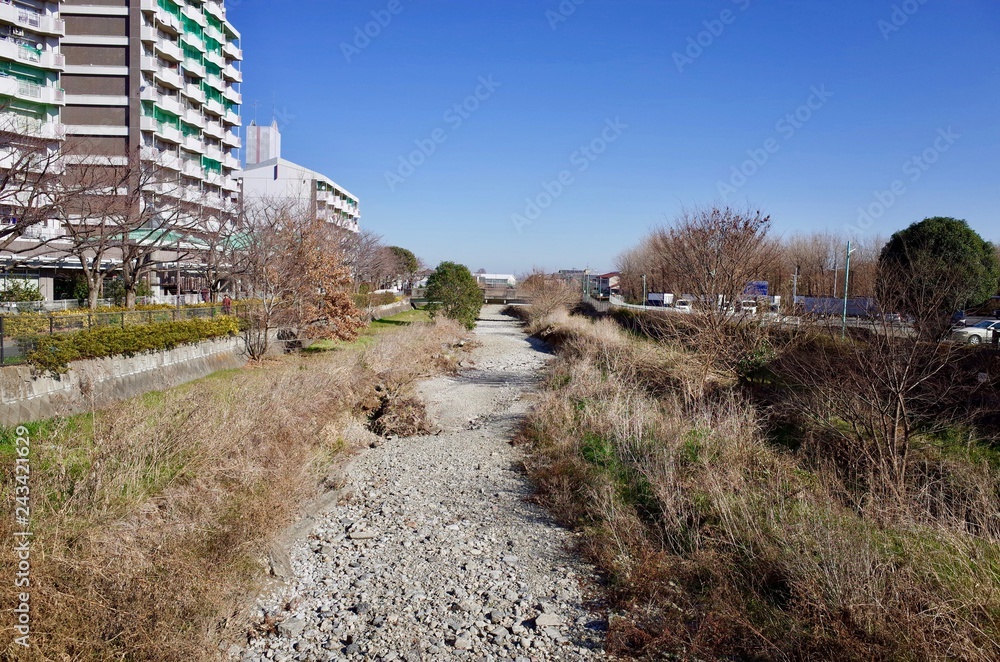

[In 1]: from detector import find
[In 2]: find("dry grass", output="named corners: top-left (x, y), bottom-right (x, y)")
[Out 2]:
top-left (519, 308), bottom-right (1000, 660)
top-left (0, 318), bottom-right (467, 661)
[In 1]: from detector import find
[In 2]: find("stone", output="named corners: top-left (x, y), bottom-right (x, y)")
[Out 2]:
top-left (535, 612), bottom-right (563, 628)
top-left (276, 617), bottom-right (306, 638)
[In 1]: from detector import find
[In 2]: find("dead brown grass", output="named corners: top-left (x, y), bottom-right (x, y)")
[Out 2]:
top-left (0, 318), bottom-right (467, 661)
top-left (520, 309), bottom-right (1000, 661)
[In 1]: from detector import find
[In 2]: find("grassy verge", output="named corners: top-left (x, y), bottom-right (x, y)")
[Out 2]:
top-left (518, 308), bottom-right (1000, 660)
top-left (0, 314), bottom-right (467, 661)
top-left (306, 306), bottom-right (431, 352)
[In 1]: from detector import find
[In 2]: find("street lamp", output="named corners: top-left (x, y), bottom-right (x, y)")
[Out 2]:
top-left (642, 274), bottom-right (647, 308)
top-left (841, 241), bottom-right (856, 339)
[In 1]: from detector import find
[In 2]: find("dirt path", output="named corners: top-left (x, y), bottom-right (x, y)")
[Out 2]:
top-left (231, 307), bottom-right (606, 661)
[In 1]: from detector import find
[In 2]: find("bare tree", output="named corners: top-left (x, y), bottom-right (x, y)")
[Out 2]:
top-left (0, 113), bottom-right (67, 252)
top-left (237, 199), bottom-right (364, 359)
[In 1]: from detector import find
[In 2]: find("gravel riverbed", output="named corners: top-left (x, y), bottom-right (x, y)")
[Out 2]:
top-left (230, 307), bottom-right (607, 661)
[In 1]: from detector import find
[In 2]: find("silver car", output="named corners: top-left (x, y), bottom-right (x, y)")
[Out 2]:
top-left (952, 319), bottom-right (1000, 345)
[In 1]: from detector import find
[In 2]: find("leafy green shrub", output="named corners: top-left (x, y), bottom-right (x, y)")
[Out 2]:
top-left (27, 317), bottom-right (239, 375)
top-left (425, 262), bottom-right (483, 330)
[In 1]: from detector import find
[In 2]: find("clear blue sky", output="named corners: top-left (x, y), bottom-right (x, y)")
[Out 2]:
top-left (231, 0), bottom-right (999, 274)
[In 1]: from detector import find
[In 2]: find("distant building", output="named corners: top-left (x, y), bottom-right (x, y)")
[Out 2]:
top-left (238, 123), bottom-right (360, 233)
top-left (475, 273), bottom-right (516, 288)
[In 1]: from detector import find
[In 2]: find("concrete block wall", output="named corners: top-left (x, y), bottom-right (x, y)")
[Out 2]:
top-left (0, 337), bottom-right (248, 427)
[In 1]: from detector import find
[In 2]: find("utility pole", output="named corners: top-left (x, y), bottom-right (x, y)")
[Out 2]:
top-left (841, 241), bottom-right (855, 339)
top-left (642, 274), bottom-right (647, 308)
top-left (175, 237), bottom-right (182, 311)
top-left (832, 253), bottom-right (839, 299)
top-left (791, 270), bottom-right (799, 315)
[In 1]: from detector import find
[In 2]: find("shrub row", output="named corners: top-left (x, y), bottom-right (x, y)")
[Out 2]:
top-left (352, 292), bottom-right (400, 309)
top-left (26, 317), bottom-right (239, 375)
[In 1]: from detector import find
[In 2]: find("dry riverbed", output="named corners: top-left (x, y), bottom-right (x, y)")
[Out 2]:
top-left (229, 307), bottom-right (607, 661)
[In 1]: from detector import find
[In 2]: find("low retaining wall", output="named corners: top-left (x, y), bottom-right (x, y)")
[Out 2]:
top-left (0, 337), bottom-right (247, 427)
top-left (370, 299), bottom-right (413, 320)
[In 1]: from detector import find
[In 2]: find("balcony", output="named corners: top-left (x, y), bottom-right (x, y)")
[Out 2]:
top-left (182, 83), bottom-right (206, 104)
top-left (205, 24), bottom-right (224, 44)
top-left (220, 131), bottom-right (240, 150)
top-left (0, 40), bottom-right (64, 70)
top-left (155, 38), bottom-right (183, 62)
top-left (203, 98), bottom-right (224, 117)
top-left (182, 5), bottom-right (206, 28)
top-left (204, 171), bottom-right (223, 187)
top-left (203, 144), bottom-right (223, 162)
top-left (154, 66), bottom-right (183, 90)
top-left (155, 7), bottom-right (181, 34)
top-left (222, 153), bottom-right (239, 170)
top-left (204, 1), bottom-right (225, 22)
top-left (0, 113), bottom-right (64, 141)
top-left (0, 4), bottom-right (65, 37)
top-left (141, 55), bottom-right (157, 73)
top-left (204, 50), bottom-right (224, 68)
top-left (203, 122), bottom-right (223, 140)
top-left (156, 123), bottom-right (182, 144)
top-left (184, 107), bottom-right (205, 128)
top-left (222, 42), bottom-right (242, 60)
top-left (141, 25), bottom-right (157, 43)
top-left (0, 77), bottom-right (65, 106)
top-left (222, 86), bottom-right (241, 104)
top-left (204, 74), bottom-right (225, 92)
top-left (141, 147), bottom-right (181, 171)
top-left (182, 134), bottom-right (204, 154)
top-left (223, 63), bottom-right (242, 82)
top-left (181, 160), bottom-right (202, 178)
top-left (180, 31), bottom-right (206, 54)
top-left (183, 59), bottom-right (206, 79)
top-left (221, 175), bottom-right (240, 193)
top-left (222, 108), bottom-right (241, 126)
top-left (155, 93), bottom-right (183, 116)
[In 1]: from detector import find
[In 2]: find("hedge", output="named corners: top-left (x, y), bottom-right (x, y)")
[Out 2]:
top-left (26, 317), bottom-right (239, 375)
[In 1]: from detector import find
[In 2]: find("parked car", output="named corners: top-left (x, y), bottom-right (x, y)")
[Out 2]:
top-left (951, 319), bottom-right (1000, 345)
top-left (674, 299), bottom-right (693, 313)
top-left (951, 310), bottom-right (967, 327)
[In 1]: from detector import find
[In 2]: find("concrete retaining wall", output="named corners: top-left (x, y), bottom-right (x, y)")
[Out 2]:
top-left (371, 299), bottom-right (413, 320)
top-left (0, 337), bottom-right (247, 427)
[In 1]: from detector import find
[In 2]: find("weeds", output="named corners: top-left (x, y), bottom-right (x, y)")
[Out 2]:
top-left (519, 307), bottom-right (1000, 660)
top-left (0, 317), bottom-right (466, 661)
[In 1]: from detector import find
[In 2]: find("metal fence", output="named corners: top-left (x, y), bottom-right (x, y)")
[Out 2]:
top-left (0, 304), bottom-right (242, 366)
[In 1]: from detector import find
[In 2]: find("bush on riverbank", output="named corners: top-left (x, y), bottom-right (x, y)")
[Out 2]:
top-left (0, 316), bottom-right (468, 660)
top-left (519, 307), bottom-right (1000, 660)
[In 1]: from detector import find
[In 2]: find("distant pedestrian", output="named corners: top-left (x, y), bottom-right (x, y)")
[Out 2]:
top-left (222, 295), bottom-right (232, 315)
top-left (200, 288), bottom-right (210, 303)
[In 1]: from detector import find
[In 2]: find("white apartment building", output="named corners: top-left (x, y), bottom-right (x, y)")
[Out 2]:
top-left (0, 0), bottom-right (244, 300)
top-left (239, 120), bottom-right (360, 233)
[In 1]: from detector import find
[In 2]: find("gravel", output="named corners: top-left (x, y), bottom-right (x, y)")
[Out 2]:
top-left (231, 307), bottom-right (608, 661)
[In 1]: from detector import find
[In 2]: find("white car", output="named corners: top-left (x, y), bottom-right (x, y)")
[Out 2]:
top-left (952, 319), bottom-right (1000, 345)
top-left (674, 299), bottom-right (693, 313)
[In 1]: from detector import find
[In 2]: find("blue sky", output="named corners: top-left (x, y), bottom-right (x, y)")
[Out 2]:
top-left (232, 0), bottom-right (999, 274)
